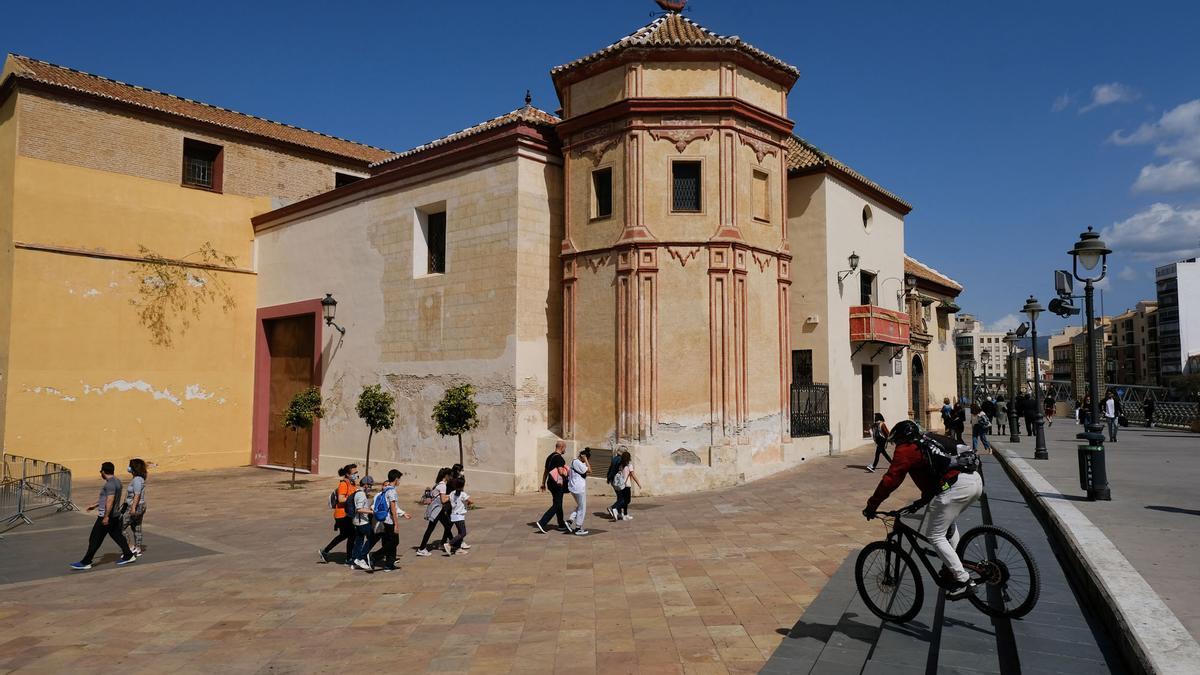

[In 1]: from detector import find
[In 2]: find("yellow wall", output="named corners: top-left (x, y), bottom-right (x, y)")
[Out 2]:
top-left (3, 156), bottom-right (264, 470)
top-left (0, 94), bottom-right (17, 450)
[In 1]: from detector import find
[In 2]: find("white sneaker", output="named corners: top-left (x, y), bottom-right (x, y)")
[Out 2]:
top-left (610, 508), bottom-right (619, 520)
top-left (574, 529), bottom-right (589, 536)
top-left (622, 514), bottom-right (632, 520)
top-left (354, 559), bottom-right (371, 571)
top-left (442, 542), bottom-right (452, 555)
top-left (536, 521), bottom-right (547, 534)
top-left (460, 543), bottom-right (471, 549)
top-left (565, 521), bottom-right (576, 533)
top-left (415, 549), bottom-right (431, 557)
top-left (454, 549), bottom-right (469, 555)
top-left (866, 465), bottom-right (876, 473)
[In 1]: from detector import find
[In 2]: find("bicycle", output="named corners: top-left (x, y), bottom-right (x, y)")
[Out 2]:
top-left (854, 501), bottom-right (1040, 623)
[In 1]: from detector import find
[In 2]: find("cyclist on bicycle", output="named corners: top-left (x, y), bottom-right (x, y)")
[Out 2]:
top-left (861, 420), bottom-right (984, 599)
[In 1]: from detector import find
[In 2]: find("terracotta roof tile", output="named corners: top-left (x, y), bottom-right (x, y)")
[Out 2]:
top-left (551, 13), bottom-right (799, 79)
top-left (785, 135), bottom-right (911, 212)
top-left (905, 256), bottom-right (963, 293)
top-left (370, 104), bottom-right (560, 168)
top-left (3, 54), bottom-right (392, 164)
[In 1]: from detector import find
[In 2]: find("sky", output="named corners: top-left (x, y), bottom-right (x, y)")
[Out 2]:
top-left (4, 0), bottom-right (1199, 335)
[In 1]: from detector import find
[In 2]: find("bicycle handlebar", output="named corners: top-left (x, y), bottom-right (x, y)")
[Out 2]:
top-left (878, 502), bottom-right (926, 518)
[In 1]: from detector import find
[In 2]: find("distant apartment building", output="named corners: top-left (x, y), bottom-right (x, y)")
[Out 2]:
top-left (1050, 327), bottom-right (1085, 385)
top-left (953, 313), bottom-right (1012, 397)
top-left (1155, 259), bottom-right (1200, 379)
top-left (1069, 317), bottom-right (1113, 398)
top-left (1112, 301), bottom-right (1159, 386)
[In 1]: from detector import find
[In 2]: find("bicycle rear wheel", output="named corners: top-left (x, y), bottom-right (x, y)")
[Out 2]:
top-left (956, 525), bottom-right (1040, 618)
top-left (855, 541), bottom-right (924, 623)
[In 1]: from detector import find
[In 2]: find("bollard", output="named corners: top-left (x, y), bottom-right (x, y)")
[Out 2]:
top-left (1078, 443), bottom-right (1097, 492)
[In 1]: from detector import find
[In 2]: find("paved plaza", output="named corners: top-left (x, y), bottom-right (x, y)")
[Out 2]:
top-left (1, 443), bottom-right (920, 674)
top-left (999, 418), bottom-right (1200, 641)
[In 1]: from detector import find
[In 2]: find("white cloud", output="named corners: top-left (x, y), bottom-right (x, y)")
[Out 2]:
top-left (1100, 203), bottom-right (1200, 263)
top-left (1079, 82), bottom-right (1140, 113)
top-left (1111, 99), bottom-right (1200, 193)
top-left (1133, 159), bottom-right (1200, 193)
top-left (986, 313), bottom-right (1023, 332)
top-left (1117, 265), bottom-right (1139, 282)
top-left (1051, 92), bottom-right (1073, 113)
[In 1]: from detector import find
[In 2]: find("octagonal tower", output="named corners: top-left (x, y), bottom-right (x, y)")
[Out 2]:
top-left (552, 10), bottom-right (801, 491)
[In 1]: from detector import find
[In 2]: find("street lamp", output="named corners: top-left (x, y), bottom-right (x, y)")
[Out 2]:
top-left (321, 293), bottom-right (347, 336)
top-left (1070, 226), bottom-right (1113, 501)
top-left (1004, 330), bottom-right (1021, 443)
top-left (980, 349), bottom-right (991, 398)
top-left (1022, 295), bottom-right (1049, 459)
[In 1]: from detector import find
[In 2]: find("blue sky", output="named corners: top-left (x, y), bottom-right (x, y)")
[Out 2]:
top-left (4, 0), bottom-right (1198, 334)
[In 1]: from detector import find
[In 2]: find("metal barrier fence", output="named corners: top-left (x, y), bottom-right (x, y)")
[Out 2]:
top-left (790, 383), bottom-right (830, 437)
top-left (1, 453), bottom-right (76, 532)
top-left (1120, 401), bottom-right (1200, 431)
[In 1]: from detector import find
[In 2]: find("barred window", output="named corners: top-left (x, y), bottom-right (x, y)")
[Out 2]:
top-left (182, 139), bottom-right (223, 191)
top-left (426, 211), bottom-right (446, 275)
top-left (672, 161), bottom-right (702, 212)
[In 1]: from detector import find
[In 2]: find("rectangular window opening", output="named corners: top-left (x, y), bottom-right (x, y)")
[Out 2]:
top-left (791, 350), bottom-right (814, 386)
top-left (860, 271), bottom-right (876, 306)
top-left (335, 172), bottom-right (364, 188)
top-left (672, 161), bottom-right (702, 212)
top-left (426, 211), bottom-right (446, 275)
top-left (182, 138), bottom-right (223, 191)
top-left (591, 167), bottom-right (612, 220)
top-left (752, 169), bottom-right (770, 222)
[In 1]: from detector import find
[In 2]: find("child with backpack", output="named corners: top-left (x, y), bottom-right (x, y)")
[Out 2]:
top-left (608, 450), bottom-right (641, 520)
top-left (867, 413), bottom-right (890, 473)
top-left (320, 465), bottom-right (358, 566)
top-left (416, 468), bottom-right (454, 557)
top-left (972, 410), bottom-right (995, 454)
top-left (445, 476), bottom-right (472, 555)
top-left (349, 476), bottom-right (377, 571)
top-left (371, 470), bottom-right (411, 571)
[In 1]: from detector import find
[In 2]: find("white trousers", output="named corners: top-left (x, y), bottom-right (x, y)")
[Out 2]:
top-left (920, 471), bottom-right (984, 583)
top-left (570, 491), bottom-right (586, 529)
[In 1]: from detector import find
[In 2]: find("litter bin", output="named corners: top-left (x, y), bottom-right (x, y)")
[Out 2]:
top-left (1077, 434), bottom-right (1104, 492)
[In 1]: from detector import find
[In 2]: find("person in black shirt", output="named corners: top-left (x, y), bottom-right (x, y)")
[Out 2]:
top-left (536, 441), bottom-right (568, 533)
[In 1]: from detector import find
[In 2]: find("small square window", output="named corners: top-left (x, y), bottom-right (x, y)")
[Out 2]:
top-left (752, 169), bottom-right (770, 222)
top-left (182, 138), bottom-right (223, 191)
top-left (591, 167), bottom-right (612, 220)
top-left (672, 161), bottom-right (702, 212)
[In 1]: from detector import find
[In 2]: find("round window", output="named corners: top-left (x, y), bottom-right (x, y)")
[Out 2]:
top-left (862, 204), bottom-right (873, 232)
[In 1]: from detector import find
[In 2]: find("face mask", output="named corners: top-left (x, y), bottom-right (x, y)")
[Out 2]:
top-left (127, 467), bottom-right (133, 474)
top-left (350, 473), bottom-right (360, 482)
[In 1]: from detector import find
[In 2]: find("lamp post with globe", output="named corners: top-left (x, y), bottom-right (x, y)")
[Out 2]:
top-left (1070, 227), bottom-right (1113, 501)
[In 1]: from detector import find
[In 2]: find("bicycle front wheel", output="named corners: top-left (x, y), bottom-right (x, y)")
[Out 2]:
top-left (855, 541), bottom-right (924, 623)
top-left (957, 525), bottom-right (1040, 618)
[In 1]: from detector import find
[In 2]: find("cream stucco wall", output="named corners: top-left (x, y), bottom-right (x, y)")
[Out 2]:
top-left (788, 173), bottom-right (908, 452)
top-left (564, 62), bottom-right (787, 119)
top-left (255, 151), bottom-right (562, 494)
top-left (0, 94), bottom-right (16, 450)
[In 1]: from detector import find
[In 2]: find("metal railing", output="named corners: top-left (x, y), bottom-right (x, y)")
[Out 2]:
top-left (1121, 401), bottom-right (1200, 431)
top-left (790, 383), bottom-right (830, 437)
top-left (2, 454), bottom-right (76, 532)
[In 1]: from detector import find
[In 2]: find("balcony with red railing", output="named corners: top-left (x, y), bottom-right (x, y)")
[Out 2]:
top-left (849, 305), bottom-right (911, 345)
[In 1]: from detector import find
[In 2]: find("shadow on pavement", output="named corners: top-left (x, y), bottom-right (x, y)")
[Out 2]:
top-left (1145, 505), bottom-right (1200, 517)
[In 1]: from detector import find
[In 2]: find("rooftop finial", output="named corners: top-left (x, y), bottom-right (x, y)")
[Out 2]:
top-left (524, 89), bottom-right (532, 106)
top-left (655, 0), bottom-right (687, 13)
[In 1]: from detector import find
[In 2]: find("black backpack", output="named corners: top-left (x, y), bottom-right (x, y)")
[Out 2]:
top-left (916, 433), bottom-right (978, 479)
top-left (606, 454), bottom-right (623, 484)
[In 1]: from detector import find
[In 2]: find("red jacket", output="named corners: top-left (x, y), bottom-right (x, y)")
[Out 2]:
top-left (866, 441), bottom-right (959, 511)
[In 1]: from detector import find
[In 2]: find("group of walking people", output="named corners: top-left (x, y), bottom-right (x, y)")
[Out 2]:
top-left (69, 459), bottom-right (149, 570)
top-left (535, 441), bottom-right (642, 535)
top-left (319, 462), bottom-right (472, 572)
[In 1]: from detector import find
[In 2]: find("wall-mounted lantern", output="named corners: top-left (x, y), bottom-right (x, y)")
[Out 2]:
top-left (321, 293), bottom-right (346, 336)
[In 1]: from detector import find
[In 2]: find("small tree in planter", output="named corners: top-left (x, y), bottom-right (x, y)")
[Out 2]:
top-left (356, 384), bottom-right (396, 476)
top-left (432, 384), bottom-right (479, 467)
top-left (282, 386), bottom-right (324, 489)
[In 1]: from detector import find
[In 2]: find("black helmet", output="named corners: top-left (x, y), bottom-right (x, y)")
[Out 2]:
top-left (888, 420), bottom-right (922, 444)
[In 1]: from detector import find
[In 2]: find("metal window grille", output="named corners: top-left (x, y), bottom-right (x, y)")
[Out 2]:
top-left (672, 162), bottom-right (701, 211)
top-left (427, 212), bottom-right (446, 274)
top-left (184, 155), bottom-right (214, 188)
top-left (790, 383), bottom-right (830, 437)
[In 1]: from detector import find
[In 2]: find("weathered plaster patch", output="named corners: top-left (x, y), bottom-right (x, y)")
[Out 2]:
top-left (83, 379), bottom-right (182, 406)
top-left (23, 386), bottom-right (77, 402)
top-left (184, 384), bottom-right (216, 401)
top-left (83, 288), bottom-right (100, 298)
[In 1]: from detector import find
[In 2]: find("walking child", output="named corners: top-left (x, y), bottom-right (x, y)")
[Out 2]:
top-left (372, 470), bottom-right (411, 571)
top-left (867, 413), bottom-right (891, 472)
top-left (609, 450), bottom-right (641, 520)
top-left (445, 476), bottom-right (472, 555)
top-left (350, 476), bottom-right (377, 571)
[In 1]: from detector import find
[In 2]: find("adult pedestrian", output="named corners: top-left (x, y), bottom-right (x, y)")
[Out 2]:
top-left (950, 402), bottom-right (966, 445)
top-left (1144, 397), bottom-right (1156, 428)
top-left (567, 448), bottom-right (591, 536)
top-left (536, 441), bottom-right (569, 534)
top-left (1044, 394), bottom-right (1056, 428)
top-left (940, 397), bottom-right (953, 435)
top-left (70, 462), bottom-right (136, 570)
top-left (349, 475), bottom-right (377, 571)
top-left (609, 450), bottom-right (641, 520)
top-left (1103, 390), bottom-right (1121, 442)
top-left (972, 408), bottom-right (995, 454)
top-left (1081, 394), bottom-right (1093, 428)
top-left (416, 467), bottom-right (454, 556)
top-left (121, 458), bottom-right (149, 556)
top-left (996, 396), bottom-right (1008, 435)
top-left (866, 413), bottom-right (891, 473)
top-left (320, 464), bottom-right (358, 565)
top-left (1022, 395), bottom-right (1038, 436)
top-left (373, 470), bottom-right (411, 571)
